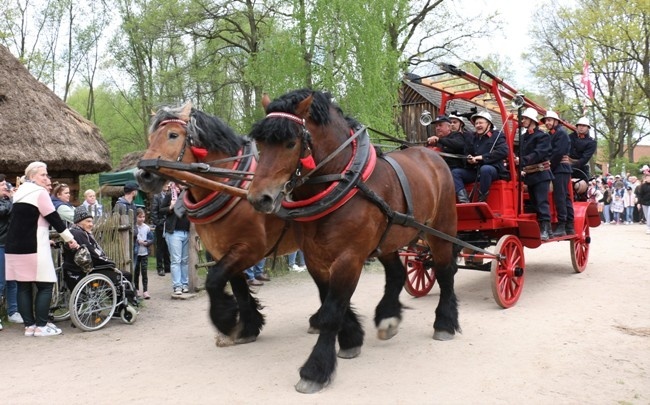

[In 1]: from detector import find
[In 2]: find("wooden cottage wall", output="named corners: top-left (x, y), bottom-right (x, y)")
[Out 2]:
top-left (5, 169), bottom-right (80, 205)
top-left (398, 85), bottom-right (439, 143)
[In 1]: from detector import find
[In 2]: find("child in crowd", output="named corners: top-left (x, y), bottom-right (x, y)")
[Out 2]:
top-left (134, 208), bottom-right (154, 299)
top-left (623, 186), bottom-right (636, 224)
top-left (610, 194), bottom-right (624, 224)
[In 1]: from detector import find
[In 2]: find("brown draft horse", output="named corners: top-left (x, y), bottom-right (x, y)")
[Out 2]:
top-left (247, 89), bottom-right (460, 393)
top-left (135, 102), bottom-right (297, 346)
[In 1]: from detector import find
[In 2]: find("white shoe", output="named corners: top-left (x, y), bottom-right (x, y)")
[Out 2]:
top-left (24, 325), bottom-right (36, 336)
top-left (8, 312), bottom-right (24, 324)
top-left (290, 264), bottom-right (306, 272)
top-left (646, 229), bottom-right (650, 234)
top-left (34, 325), bottom-right (62, 337)
top-left (46, 322), bottom-right (62, 333)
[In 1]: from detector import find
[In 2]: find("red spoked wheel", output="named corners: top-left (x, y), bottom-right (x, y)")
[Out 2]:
top-left (400, 247), bottom-right (436, 298)
top-left (570, 220), bottom-right (590, 273)
top-left (490, 235), bottom-right (525, 308)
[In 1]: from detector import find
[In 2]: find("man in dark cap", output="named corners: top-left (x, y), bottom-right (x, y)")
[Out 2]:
top-left (114, 181), bottom-right (139, 217)
top-left (63, 206), bottom-right (134, 299)
top-left (426, 114), bottom-right (468, 170)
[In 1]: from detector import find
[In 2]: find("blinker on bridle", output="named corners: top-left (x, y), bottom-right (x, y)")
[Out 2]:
top-left (158, 118), bottom-right (209, 161)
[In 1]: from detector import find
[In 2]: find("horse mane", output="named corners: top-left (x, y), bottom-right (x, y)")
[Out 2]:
top-left (251, 89), bottom-right (360, 143)
top-left (150, 104), bottom-right (243, 156)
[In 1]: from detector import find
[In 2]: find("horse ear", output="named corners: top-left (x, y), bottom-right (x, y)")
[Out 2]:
top-left (296, 94), bottom-right (313, 119)
top-left (179, 101), bottom-right (193, 120)
top-left (261, 93), bottom-right (271, 110)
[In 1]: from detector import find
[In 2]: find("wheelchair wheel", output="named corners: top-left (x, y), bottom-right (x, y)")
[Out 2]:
top-left (50, 267), bottom-right (71, 321)
top-left (120, 304), bottom-right (138, 324)
top-left (50, 282), bottom-right (71, 321)
top-left (69, 273), bottom-right (117, 332)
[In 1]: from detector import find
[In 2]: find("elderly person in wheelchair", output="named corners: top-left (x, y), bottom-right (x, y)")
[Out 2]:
top-left (62, 206), bottom-right (138, 331)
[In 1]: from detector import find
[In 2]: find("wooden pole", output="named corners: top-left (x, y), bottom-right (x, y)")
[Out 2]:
top-left (188, 223), bottom-right (200, 292)
top-left (158, 168), bottom-right (248, 199)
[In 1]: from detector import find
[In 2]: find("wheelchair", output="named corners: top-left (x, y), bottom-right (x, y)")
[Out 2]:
top-left (50, 240), bottom-right (71, 322)
top-left (67, 265), bottom-right (139, 332)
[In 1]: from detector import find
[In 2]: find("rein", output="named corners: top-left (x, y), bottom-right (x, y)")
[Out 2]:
top-left (138, 158), bottom-right (254, 181)
top-left (367, 127), bottom-right (468, 160)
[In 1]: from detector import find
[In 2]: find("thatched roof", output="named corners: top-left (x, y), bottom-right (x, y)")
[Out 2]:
top-left (0, 44), bottom-right (111, 174)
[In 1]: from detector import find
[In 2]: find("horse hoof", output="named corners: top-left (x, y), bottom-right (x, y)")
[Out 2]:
top-left (377, 326), bottom-right (399, 340)
top-left (295, 378), bottom-right (327, 394)
top-left (307, 326), bottom-right (320, 334)
top-left (433, 330), bottom-right (455, 341)
top-left (215, 332), bottom-right (235, 347)
top-left (337, 346), bottom-right (361, 359)
top-left (235, 335), bottom-right (257, 344)
top-left (377, 317), bottom-right (400, 340)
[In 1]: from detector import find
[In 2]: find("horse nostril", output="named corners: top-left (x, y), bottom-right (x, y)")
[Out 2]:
top-left (248, 194), bottom-right (275, 213)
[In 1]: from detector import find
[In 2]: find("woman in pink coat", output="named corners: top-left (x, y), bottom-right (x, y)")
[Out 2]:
top-left (5, 162), bottom-right (79, 337)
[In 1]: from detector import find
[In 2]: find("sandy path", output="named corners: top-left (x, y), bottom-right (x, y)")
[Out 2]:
top-left (3, 223), bottom-right (649, 404)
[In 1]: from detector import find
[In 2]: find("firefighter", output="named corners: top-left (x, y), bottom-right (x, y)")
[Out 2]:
top-left (569, 117), bottom-right (597, 180)
top-left (426, 114), bottom-right (468, 170)
top-left (516, 108), bottom-right (553, 240)
top-left (543, 110), bottom-right (575, 236)
top-left (451, 110), bottom-right (509, 203)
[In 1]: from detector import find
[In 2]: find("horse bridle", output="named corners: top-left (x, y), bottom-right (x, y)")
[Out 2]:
top-left (264, 111), bottom-right (365, 196)
top-left (157, 118), bottom-right (193, 162)
top-left (265, 112), bottom-right (316, 194)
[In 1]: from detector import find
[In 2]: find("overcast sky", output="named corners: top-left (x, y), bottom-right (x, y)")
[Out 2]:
top-left (462, 0), bottom-right (546, 90)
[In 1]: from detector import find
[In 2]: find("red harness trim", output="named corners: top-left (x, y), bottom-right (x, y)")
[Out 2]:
top-left (282, 129), bottom-right (377, 222)
top-left (183, 148), bottom-right (257, 224)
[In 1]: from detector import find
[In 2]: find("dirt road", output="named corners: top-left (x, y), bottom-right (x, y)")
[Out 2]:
top-left (3, 223), bottom-right (649, 404)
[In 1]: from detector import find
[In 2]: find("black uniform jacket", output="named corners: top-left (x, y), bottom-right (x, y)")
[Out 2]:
top-left (520, 127), bottom-right (553, 185)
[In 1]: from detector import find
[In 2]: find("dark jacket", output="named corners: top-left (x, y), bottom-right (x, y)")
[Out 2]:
top-left (0, 197), bottom-right (11, 246)
top-left (150, 191), bottom-right (168, 228)
top-left (161, 192), bottom-right (190, 233)
top-left (437, 131), bottom-right (470, 169)
top-left (62, 225), bottom-right (115, 274)
top-left (569, 131), bottom-right (597, 171)
top-left (549, 125), bottom-right (572, 174)
top-left (520, 127), bottom-right (553, 185)
top-left (466, 130), bottom-right (510, 179)
top-left (636, 183), bottom-right (650, 206)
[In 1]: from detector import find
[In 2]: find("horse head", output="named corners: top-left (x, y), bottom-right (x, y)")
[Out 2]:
top-left (136, 102), bottom-right (243, 197)
top-left (247, 89), bottom-right (352, 214)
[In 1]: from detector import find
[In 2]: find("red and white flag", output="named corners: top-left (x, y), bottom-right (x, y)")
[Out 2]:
top-left (581, 60), bottom-right (594, 100)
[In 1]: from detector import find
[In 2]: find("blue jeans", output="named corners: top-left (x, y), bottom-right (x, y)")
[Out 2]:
top-left (165, 231), bottom-right (189, 289)
top-left (602, 204), bottom-right (611, 223)
top-left (625, 206), bottom-right (633, 222)
top-left (245, 258), bottom-right (266, 280)
top-left (288, 250), bottom-right (305, 267)
top-left (0, 246), bottom-right (18, 315)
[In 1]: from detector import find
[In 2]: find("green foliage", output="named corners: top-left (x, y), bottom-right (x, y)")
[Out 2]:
top-left (528, 0), bottom-right (650, 165)
top-left (67, 85), bottom-right (145, 167)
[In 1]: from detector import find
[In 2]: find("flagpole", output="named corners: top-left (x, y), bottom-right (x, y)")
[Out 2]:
top-left (582, 59), bottom-right (597, 176)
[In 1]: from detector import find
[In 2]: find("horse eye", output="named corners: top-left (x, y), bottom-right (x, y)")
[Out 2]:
top-left (169, 132), bottom-right (179, 139)
top-left (286, 141), bottom-right (296, 149)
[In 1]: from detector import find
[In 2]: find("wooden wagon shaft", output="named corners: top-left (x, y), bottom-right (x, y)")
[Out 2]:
top-left (158, 167), bottom-right (249, 199)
